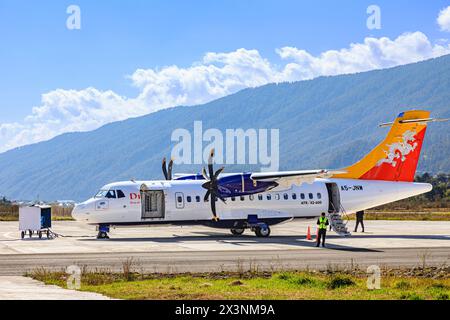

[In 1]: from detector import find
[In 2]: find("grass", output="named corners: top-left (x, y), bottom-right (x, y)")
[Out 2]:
top-left (0, 204), bottom-right (75, 221)
top-left (348, 210), bottom-right (450, 221)
top-left (28, 268), bottom-right (450, 300)
top-left (0, 214), bottom-right (74, 221)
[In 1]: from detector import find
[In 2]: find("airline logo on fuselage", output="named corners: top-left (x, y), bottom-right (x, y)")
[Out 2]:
top-left (130, 192), bottom-right (141, 205)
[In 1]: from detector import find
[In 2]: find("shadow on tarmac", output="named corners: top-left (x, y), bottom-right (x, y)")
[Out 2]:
top-left (79, 233), bottom-right (383, 252)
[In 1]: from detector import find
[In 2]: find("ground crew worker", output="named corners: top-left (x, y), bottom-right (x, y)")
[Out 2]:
top-left (316, 212), bottom-right (329, 247)
top-left (354, 210), bottom-right (365, 232)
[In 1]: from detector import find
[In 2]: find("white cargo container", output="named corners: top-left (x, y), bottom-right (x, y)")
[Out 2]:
top-left (19, 206), bottom-right (52, 239)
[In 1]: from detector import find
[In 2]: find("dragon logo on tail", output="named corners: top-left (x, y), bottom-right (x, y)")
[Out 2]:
top-left (376, 130), bottom-right (418, 168)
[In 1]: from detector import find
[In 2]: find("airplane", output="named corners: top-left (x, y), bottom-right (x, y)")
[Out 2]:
top-left (72, 110), bottom-right (443, 239)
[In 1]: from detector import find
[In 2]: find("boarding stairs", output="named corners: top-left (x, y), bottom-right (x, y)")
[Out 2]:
top-left (328, 203), bottom-right (351, 237)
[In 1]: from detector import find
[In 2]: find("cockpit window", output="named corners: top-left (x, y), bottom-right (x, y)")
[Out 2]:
top-left (117, 190), bottom-right (125, 198)
top-left (105, 190), bottom-right (116, 199)
top-left (94, 190), bottom-right (108, 198)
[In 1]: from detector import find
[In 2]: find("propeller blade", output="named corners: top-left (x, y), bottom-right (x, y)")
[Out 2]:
top-left (200, 148), bottom-right (222, 221)
top-left (210, 196), bottom-right (218, 220)
top-left (162, 158), bottom-right (168, 180)
top-left (203, 190), bottom-right (211, 202)
top-left (168, 158), bottom-right (174, 180)
top-left (202, 167), bottom-right (209, 180)
top-left (213, 166), bottom-right (225, 180)
top-left (208, 148), bottom-right (215, 179)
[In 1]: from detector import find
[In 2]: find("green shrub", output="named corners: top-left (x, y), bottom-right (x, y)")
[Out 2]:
top-left (292, 276), bottom-right (315, 286)
top-left (400, 293), bottom-right (423, 300)
top-left (435, 293), bottom-right (449, 300)
top-left (276, 272), bottom-right (292, 281)
top-left (428, 283), bottom-right (447, 290)
top-left (327, 275), bottom-right (355, 289)
top-left (394, 280), bottom-right (411, 290)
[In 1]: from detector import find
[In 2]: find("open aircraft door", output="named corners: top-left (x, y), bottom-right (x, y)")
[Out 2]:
top-left (140, 184), bottom-right (165, 219)
top-left (325, 183), bottom-right (341, 213)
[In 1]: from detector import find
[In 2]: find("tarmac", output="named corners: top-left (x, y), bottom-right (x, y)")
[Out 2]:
top-left (0, 219), bottom-right (449, 299)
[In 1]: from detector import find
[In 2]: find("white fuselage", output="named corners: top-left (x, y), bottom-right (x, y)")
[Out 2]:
top-left (72, 178), bottom-right (432, 227)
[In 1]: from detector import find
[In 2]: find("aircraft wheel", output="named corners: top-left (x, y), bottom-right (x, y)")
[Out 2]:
top-left (21, 231), bottom-right (25, 239)
top-left (255, 225), bottom-right (271, 238)
top-left (97, 231), bottom-right (109, 239)
top-left (38, 231), bottom-right (42, 239)
top-left (230, 228), bottom-right (245, 236)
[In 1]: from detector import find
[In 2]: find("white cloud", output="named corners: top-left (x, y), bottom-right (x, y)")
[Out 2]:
top-left (0, 88), bottom-right (146, 152)
top-left (129, 48), bottom-right (277, 108)
top-left (276, 32), bottom-right (450, 79)
top-left (1, 32), bottom-right (449, 153)
top-left (438, 6), bottom-right (450, 32)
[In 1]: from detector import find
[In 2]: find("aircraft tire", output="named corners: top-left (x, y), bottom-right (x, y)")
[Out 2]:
top-left (97, 231), bottom-right (109, 239)
top-left (230, 228), bottom-right (245, 236)
top-left (255, 225), bottom-right (271, 238)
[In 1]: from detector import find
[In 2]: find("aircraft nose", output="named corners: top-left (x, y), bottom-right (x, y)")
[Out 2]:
top-left (72, 202), bottom-right (89, 221)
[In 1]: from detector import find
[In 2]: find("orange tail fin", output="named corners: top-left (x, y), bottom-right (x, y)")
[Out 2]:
top-left (333, 110), bottom-right (430, 182)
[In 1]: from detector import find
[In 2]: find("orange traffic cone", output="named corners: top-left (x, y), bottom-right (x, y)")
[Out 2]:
top-left (306, 226), bottom-right (312, 240)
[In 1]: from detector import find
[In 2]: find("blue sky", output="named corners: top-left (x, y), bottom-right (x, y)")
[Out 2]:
top-left (0, 0), bottom-right (449, 151)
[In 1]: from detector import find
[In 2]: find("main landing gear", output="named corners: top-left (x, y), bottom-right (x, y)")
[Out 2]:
top-left (97, 225), bottom-right (110, 239)
top-left (230, 223), bottom-right (271, 238)
top-left (230, 228), bottom-right (245, 236)
top-left (254, 225), bottom-right (271, 237)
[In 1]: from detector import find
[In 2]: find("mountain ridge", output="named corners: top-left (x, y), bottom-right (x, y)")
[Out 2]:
top-left (1, 55), bottom-right (449, 201)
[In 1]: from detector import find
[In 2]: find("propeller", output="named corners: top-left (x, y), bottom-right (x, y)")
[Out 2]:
top-left (162, 157), bottom-right (174, 180)
top-left (201, 148), bottom-right (225, 221)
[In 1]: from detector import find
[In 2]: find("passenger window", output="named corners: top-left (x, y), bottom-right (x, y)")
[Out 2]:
top-left (300, 193), bottom-right (305, 200)
top-left (258, 194), bottom-right (263, 200)
top-left (249, 195), bottom-right (254, 201)
top-left (283, 193), bottom-right (288, 200)
top-left (309, 193), bottom-right (313, 199)
top-left (187, 196), bottom-right (192, 203)
top-left (196, 196), bottom-right (200, 202)
top-left (275, 194), bottom-right (280, 200)
top-left (117, 190), bottom-right (125, 198)
top-left (317, 193), bottom-right (321, 199)
top-left (267, 194), bottom-right (272, 200)
top-left (292, 193), bottom-right (297, 200)
top-left (177, 196), bottom-right (183, 203)
top-left (105, 190), bottom-right (116, 199)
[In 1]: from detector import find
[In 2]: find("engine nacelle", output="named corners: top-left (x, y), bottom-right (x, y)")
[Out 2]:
top-left (217, 173), bottom-right (278, 197)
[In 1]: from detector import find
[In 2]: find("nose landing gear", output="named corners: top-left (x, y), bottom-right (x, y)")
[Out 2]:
top-left (97, 225), bottom-right (110, 239)
top-left (97, 231), bottom-right (109, 239)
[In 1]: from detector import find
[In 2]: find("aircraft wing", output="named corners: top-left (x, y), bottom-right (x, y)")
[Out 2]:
top-left (250, 170), bottom-right (345, 189)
